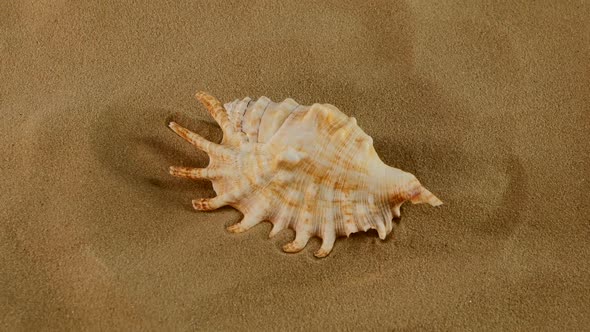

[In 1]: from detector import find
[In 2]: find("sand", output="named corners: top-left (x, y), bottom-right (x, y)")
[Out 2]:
top-left (1, 1), bottom-right (589, 330)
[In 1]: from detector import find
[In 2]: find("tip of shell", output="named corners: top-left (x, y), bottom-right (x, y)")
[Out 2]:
top-left (282, 242), bottom-right (303, 253)
top-left (314, 249), bottom-right (330, 258)
top-left (226, 224), bottom-right (246, 233)
top-left (195, 91), bottom-right (208, 98)
top-left (411, 187), bottom-right (443, 207)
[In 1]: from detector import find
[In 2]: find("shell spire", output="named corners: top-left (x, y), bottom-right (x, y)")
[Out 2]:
top-left (168, 91), bottom-right (442, 257)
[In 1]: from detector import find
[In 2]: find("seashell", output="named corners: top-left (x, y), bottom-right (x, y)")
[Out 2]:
top-left (168, 91), bottom-right (442, 257)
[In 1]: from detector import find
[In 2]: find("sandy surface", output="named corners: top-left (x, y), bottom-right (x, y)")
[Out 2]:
top-left (1, 1), bottom-right (589, 330)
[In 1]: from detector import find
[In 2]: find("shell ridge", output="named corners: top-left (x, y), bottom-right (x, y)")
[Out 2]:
top-left (231, 97), bottom-right (251, 134)
top-left (240, 100), bottom-right (254, 141)
top-left (258, 101), bottom-right (301, 143)
top-left (239, 98), bottom-right (254, 136)
top-left (331, 121), bottom-right (360, 236)
top-left (294, 115), bottom-right (356, 239)
top-left (223, 99), bottom-right (238, 113)
top-left (265, 105), bottom-right (307, 146)
top-left (243, 97), bottom-right (271, 143)
top-left (276, 135), bottom-right (318, 238)
top-left (255, 99), bottom-right (273, 143)
top-left (374, 193), bottom-right (390, 238)
top-left (273, 145), bottom-right (315, 237)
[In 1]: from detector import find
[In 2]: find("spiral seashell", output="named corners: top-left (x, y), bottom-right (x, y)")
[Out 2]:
top-left (168, 91), bottom-right (442, 257)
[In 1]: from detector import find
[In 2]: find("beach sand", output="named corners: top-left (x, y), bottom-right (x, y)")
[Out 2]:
top-left (1, 1), bottom-right (589, 330)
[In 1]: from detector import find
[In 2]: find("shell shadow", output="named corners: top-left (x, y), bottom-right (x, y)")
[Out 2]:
top-left (90, 106), bottom-right (224, 207)
top-left (481, 152), bottom-right (528, 237)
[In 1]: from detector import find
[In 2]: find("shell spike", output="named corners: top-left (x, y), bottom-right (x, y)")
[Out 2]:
top-left (392, 203), bottom-right (402, 218)
top-left (195, 91), bottom-right (249, 145)
top-left (168, 122), bottom-right (233, 157)
top-left (192, 187), bottom-right (248, 211)
top-left (192, 197), bottom-right (225, 211)
top-left (268, 220), bottom-right (287, 238)
top-left (227, 212), bottom-right (265, 233)
top-left (195, 91), bottom-right (232, 133)
top-left (283, 231), bottom-right (311, 253)
top-left (169, 166), bottom-right (225, 180)
top-left (314, 228), bottom-right (336, 258)
top-left (376, 221), bottom-right (387, 240)
top-left (410, 187), bottom-right (443, 206)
